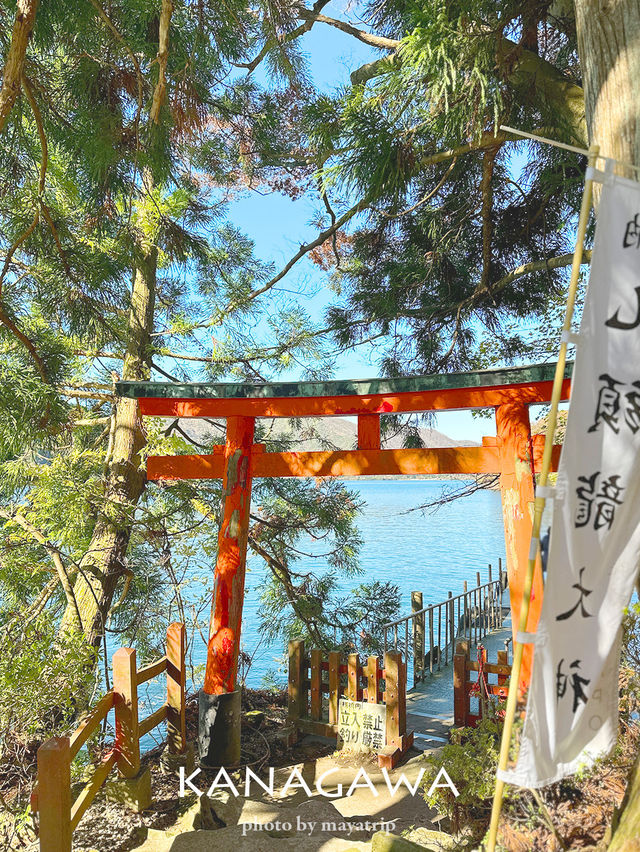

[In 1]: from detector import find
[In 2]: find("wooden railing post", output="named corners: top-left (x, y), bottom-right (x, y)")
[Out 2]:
top-left (38, 737), bottom-right (71, 852)
top-left (288, 639), bottom-right (306, 723)
top-left (453, 641), bottom-right (469, 727)
top-left (366, 655), bottom-right (380, 704)
top-left (411, 591), bottom-right (424, 685)
top-left (478, 645), bottom-right (488, 719)
top-left (383, 652), bottom-right (401, 745)
top-left (310, 648), bottom-right (322, 720)
top-left (497, 649), bottom-right (509, 688)
top-left (488, 564), bottom-right (494, 627)
top-left (113, 647), bottom-right (140, 778)
top-left (328, 651), bottom-right (340, 725)
top-left (347, 653), bottom-right (361, 701)
top-left (166, 622), bottom-right (186, 754)
top-left (428, 607), bottom-right (435, 673)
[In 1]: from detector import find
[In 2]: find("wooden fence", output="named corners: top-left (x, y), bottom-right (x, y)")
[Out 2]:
top-left (31, 622), bottom-right (187, 852)
top-left (287, 640), bottom-right (413, 768)
top-left (453, 639), bottom-right (511, 728)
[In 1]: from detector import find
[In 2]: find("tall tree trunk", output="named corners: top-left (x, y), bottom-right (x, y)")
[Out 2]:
top-left (574, 5), bottom-right (640, 847)
top-left (0, 0), bottom-right (39, 134)
top-left (575, 0), bottom-right (640, 171)
top-left (59, 0), bottom-right (173, 648)
top-left (59, 243), bottom-right (157, 646)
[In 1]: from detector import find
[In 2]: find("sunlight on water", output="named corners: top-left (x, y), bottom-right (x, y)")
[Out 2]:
top-left (237, 479), bottom-right (506, 688)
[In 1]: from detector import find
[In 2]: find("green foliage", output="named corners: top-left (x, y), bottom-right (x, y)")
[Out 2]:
top-left (0, 620), bottom-right (96, 774)
top-left (422, 702), bottom-right (516, 834)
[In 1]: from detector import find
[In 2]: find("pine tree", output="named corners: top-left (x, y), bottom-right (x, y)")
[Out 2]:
top-left (0, 0), bottom-right (378, 683)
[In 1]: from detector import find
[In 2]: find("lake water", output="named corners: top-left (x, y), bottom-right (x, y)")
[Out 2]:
top-left (133, 477), bottom-right (506, 748)
top-left (229, 478), bottom-right (507, 688)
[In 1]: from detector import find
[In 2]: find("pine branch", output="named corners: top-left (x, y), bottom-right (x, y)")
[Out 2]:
top-left (0, 75), bottom-right (46, 300)
top-left (486, 250), bottom-right (592, 294)
top-left (479, 147), bottom-right (498, 292)
top-left (351, 53), bottom-right (400, 86)
top-left (0, 507), bottom-right (82, 631)
top-left (296, 9), bottom-right (400, 50)
top-left (87, 0), bottom-right (143, 153)
top-left (0, 575), bottom-right (58, 637)
top-left (248, 536), bottom-right (326, 648)
top-left (149, 0), bottom-right (173, 125)
top-left (0, 0), bottom-right (39, 133)
top-left (58, 389), bottom-right (114, 401)
top-left (239, 0), bottom-right (332, 73)
top-left (217, 196), bottom-right (371, 318)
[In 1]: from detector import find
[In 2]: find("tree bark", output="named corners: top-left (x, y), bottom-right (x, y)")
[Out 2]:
top-left (575, 0), bottom-right (640, 173)
top-left (58, 0), bottom-right (174, 648)
top-left (0, 0), bottom-right (39, 134)
top-left (59, 245), bottom-right (157, 646)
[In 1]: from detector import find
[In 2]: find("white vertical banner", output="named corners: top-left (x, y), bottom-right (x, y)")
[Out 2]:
top-left (502, 174), bottom-right (640, 788)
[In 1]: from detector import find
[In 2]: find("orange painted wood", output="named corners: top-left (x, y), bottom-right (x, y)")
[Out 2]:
top-left (347, 653), bottom-right (361, 701)
top-left (166, 622), bottom-right (187, 753)
top-left (358, 414), bottom-right (381, 450)
top-left (531, 434), bottom-right (562, 472)
top-left (453, 644), bottom-right (468, 727)
top-left (288, 639), bottom-right (306, 721)
top-left (310, 649), bottom-right (323, 720)
top-left (137, 378), bottom-right (571, 419)
top-left (497, 650), bottom-right (509, 687)
top-left (383, 652), bottom-right (400, 746)
top-left (148, 445), bottom-right (503, 481)
top-left (113, 647), bottom-right (140, 778)
top-left (496, 401), bottom-right (543, 692)
top-left (204, 416), bottom-right (255, 695)
top-left (37, 737), bottom-right (72, 852)
top-left (366, 655), bottom-right (380, 704)
top-left (328, 651), bottom-right (341, 725)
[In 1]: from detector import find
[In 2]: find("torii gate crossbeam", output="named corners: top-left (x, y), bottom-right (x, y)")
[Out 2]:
top-left (117, 361), bottom-right (571, 758)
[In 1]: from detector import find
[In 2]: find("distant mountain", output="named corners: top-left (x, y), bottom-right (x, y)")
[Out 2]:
top-left (166, 416), bottom-right (479, 451)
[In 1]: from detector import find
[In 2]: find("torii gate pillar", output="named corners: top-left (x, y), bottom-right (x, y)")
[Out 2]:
top-left (204, 416), bottom-right (255, 695)
top-left (496, 399), bottom-right (544, 691)
top-left (199, 416), bottom-right (255, 765)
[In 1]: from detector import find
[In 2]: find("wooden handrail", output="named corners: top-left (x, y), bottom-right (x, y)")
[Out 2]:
top-left (32, 691), bottom-right (116, 812)
top-left (69, 692), bottom-right (115, 759)
top-left (139, 703), bottom-right (168, 737)
top-left (70, 752), bottom-right (117, 831)
top-left (33, 622), bottom-right (187, 851)
top-left (136, 656), bottom-right (167, 685)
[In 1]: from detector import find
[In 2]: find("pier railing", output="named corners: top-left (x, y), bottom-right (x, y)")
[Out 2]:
top-left (383, 561), bottom-right (508, 688)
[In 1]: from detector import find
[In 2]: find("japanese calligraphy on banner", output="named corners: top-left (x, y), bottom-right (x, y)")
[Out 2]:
top-left (337, 699), bottom-right (386, 752)
top-left (502, 175), bottom-right (640, 789)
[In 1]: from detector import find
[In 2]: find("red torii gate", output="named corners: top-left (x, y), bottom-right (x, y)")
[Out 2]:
top-left (118, 361), bottom-right (569, 720)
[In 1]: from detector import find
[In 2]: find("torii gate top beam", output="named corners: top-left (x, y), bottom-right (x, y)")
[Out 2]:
top-left (117, 361), bottom-right (572, 419)
top-left (116, 361), bottom-right (571, 694)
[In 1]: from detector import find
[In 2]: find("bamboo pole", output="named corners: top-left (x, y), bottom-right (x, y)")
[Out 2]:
top-left (486, 142), bottom-right (599, 852)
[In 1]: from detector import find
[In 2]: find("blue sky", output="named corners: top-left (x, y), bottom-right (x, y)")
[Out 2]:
top-left (222, 8), bottom-right (555, 443)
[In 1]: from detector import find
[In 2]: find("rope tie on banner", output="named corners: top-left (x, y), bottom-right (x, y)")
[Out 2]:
top-left (536, 485), bottom-right (556, 500)
top-left (516, 631), bottom-right (538, 645)
top-left (560, 330), bottom-right (581, 345)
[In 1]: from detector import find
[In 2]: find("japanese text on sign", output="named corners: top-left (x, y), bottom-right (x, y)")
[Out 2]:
top-left (337, 699), bottom-right (386, 752)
